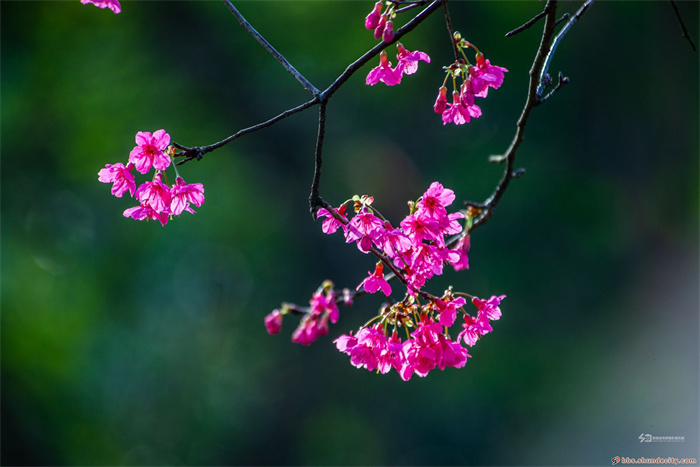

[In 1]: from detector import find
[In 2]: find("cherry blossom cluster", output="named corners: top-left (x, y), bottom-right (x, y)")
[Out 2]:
top-left (364, 2), bottom-right (430, 86)
top-left (98, 130), bottom-right (205, 226)
top-left (318, 182), bottom-right (466, 295)
top-left (435, 33), bottom-right (508, 125)
top-left (81, 0), bottom-right (120, 14)
top-left (334, 291), bottom-right (504, 381)
top-left (366, 43), bottom-right (431, 87)
top-left (265, 183), bottom-right (505, 379)
top-left (265, 281), bottom-right (352, 346)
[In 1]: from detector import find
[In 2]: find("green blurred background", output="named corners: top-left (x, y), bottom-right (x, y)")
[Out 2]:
top-left (2, 1), bottom-right (698, 465)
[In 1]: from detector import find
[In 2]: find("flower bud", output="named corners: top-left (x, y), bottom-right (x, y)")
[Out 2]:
top-left (382, 20), bottom-right (394, 42)
top-left (433, 86), bottom-right (448, 114)
top-left (374, 14), bottom-right (388, 40)
top-left (365, 1), bottom-right (383, 30)
top-left (264, 309), bottom-right (284, 335)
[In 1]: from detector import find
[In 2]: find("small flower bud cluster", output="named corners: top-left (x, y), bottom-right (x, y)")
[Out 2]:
top-left (364, 1), bottom-right (395, 42)
top-left (334, 291), bottom-right (505, 380)
top-left (98, 129), bottom-right (205, 226)
top-left (436, 33), bottom-right (508, 125)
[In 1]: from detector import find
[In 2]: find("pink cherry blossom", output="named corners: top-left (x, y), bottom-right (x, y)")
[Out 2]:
top-left (379, 222), bottom-right (412, 258)
top-left (334, 331), bottom-right (357, 354)
top-left (460, 78), bottom-right (478, 107)
top-left (416, 181), bottom-right (455, 219)
top-left (356, 263), bottom-right (392, 297)
top-left (457, 313), bottom-right (492, 347)
top-left (442, 91), bottom-right (481, 126)
top-left (469, 54), bottom-right (508, 98)
top-left (345, 209), bottom-right (384, 253)
top-left (472, 295), bottom-right (505, 321)
top-left (402, 319), bottom-right (444, 378)
top-left (366, 51), bottom-right (401, 86)
top-left (81, 0), bottom-right (121, 14)
top-left (310, 290), bottom-right (339, 324)
top-left (135, 172), bottom-right (171, 214)
top-left (98, 162), bottom-right (135, 198)
top-left (129, 129), bottom-right (171, 174)
top-left (437, 339), bottom-right (470, 370)
top-left (349, 326), bottom-right (387, 371)
top-left (435, 296), bottom-right (467, 327)
top-left (453, 235), bottom-right (470, 271)
top-left (396, 43), bottom-right (430, 76)
top-left (438, 211), bottom-right (464, 236)
top-left (264, 309), bottom-right (283, 335)
top-left (123, 203), bottom-right (169, 226)
top-left (317, 204), bottom-right (348, 235)
top-left (400, 213), bottom-right (440, 244)
top-left (433, 86), bottom-right (448, 114)
top-left (377, 332), bottom-right (406, 375)
top-left (291, 314), bottom-right (327, 346)
top-left (409, 244), bottom-right (444, 278)
top-left (170, 176), bottom-right (205, 216)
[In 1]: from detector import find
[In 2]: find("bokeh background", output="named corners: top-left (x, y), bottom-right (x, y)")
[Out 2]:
top-left (2, 1), bottom-right (698, 465)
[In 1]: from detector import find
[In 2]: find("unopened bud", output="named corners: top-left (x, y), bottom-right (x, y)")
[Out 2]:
top-left (365, 1), bottom-right (383, 30)
top-left (433, 86), bottom-right (448, 114)
top-left (382, 21), bottom-right (394, 42)
top-left (374, 14), bottom-right (388, 40)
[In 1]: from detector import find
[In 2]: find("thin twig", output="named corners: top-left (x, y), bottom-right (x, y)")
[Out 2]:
top-left (505, 9), bottom-right (547, 37)
top-left (221, 0), bottom-right (320, 96)
top-left (536, 0), bottom-right (594, 100)
top-left (538, 71), bottom-right (569, 105)
top-left (554, 12), bottom-right (570, 28)
top-left (174, 98), bottom-right (319, 164)
top-left (176, 1), bottom-right (441, 164)
top-left (668, 0), bottom-right (697, 52)
top-left (441, 0), bottom-right (460, 60)
top-left (390, 0), bottom-right (430, 14)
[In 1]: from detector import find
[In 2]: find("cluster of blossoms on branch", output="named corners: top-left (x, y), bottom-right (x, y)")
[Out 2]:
top-left (98, 130), bottom-right (205, 226)
top-left (435, 33), bottom-right (508, 125)
top-left (363, 2), bottom-right (507, 126)
top-left (265, 183), bottom-right (505, 380)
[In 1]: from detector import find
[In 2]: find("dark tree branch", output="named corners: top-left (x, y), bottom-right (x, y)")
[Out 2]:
top-left (309, 102), bottom-right (328, 215)
top-left (221, 0), bottom-right (320, 96)
top-left (668, 0), bottom-right (697, 52)
top-left (505, 9), bottom-right (547, 37)
top-left (536, 0), bottom-right (594, 100)
top-left (470, 0), bottom-right (559, 232)
top-left (174, 98), bottom-right (320, 164)
top-left (175, 1), bottom-right (441, 169)
top-left (471, 0), bottom-right (594, 233)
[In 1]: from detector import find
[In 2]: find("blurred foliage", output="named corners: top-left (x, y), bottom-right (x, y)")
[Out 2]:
top-left (2, 1), bottom-right (698, 465)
